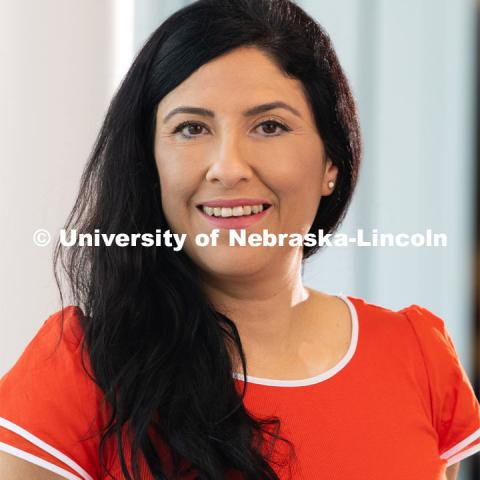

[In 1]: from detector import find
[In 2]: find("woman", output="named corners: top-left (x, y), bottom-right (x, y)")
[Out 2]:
top-left (0, 0), bottom-right (478, 479)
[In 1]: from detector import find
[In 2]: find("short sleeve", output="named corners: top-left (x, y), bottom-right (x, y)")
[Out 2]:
top-left (0, 306), bottom-right (103, 480)
top-left (401, 304), bottom-right (480, 467)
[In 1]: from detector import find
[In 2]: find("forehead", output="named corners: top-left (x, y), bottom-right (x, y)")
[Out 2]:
top-left (156, 46), bottom-right (310, 115)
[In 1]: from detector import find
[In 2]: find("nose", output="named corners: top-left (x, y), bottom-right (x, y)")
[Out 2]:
top-left (205, 134), bottom-right (253, 188)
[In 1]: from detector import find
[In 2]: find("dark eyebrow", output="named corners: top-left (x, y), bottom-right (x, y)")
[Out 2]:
top-left (162, 101), bottom-right (302, 123)
top-left (243, 101), bottom-right (302, 118)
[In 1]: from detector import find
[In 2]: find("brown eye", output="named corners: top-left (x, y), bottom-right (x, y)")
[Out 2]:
top-left (256, 120), bottom-right (291, 136)
top-left (186, 124), bottom-right (203, 135)
top-left (173, 121), bottom-right (209, 139)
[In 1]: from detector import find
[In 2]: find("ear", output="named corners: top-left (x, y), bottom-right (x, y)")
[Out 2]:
top-left (321, 158), bottom-right (338, 196)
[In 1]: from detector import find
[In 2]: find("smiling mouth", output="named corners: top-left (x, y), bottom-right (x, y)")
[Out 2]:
top-left (197, 204), bottom-right (272, 218)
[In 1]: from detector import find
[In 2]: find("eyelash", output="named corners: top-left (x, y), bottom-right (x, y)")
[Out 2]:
top-left (171, 119), bottom-right (292, 139)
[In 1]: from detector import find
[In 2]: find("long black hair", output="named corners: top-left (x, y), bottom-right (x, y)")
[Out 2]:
top-left (53, 0), bottom-right (361, 478)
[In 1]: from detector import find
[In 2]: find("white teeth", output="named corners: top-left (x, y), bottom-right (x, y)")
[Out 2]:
top-left (201, 203), bottom-right (268, 217)
top-left (232, 206), bottom-right (243, 217)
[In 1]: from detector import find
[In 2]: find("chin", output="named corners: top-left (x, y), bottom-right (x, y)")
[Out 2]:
top-left (192, 246), bottom-right (273, 279)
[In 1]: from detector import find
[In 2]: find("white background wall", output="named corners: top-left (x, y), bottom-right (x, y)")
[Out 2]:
top-left (0, 0), bottom-right (116, 373)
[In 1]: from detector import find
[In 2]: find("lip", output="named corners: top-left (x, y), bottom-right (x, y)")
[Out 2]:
top-left (196, 198), bottom-right (272, 208)
top-left (197, 204), bottom-right (272, 229)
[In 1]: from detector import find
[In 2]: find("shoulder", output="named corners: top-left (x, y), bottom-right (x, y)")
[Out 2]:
top-left (4, 305), bottom-right (85, 358)
top-left (334, 293), bottom-right (420, 342)
top-left (345, 294), bottom-right (480, 465)
top-left (0, 306), bottom-right (103, 480)
top-left (343, 293), bottom-right (446, 338)
top-left (308, 289), bottom-right (420, 344)
top-left (13, 305), bottom-right (85, 358)
top-left (0, 305), bottom-right (96, 406)
top-left (345, 294), bottom-right (463, 368)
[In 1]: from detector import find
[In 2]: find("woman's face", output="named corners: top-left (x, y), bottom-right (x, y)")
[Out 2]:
top-left (154, 46), bottom-right (337, 280)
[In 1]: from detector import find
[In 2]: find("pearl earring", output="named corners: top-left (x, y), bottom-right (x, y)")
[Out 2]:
top-left (328, 180), bottom-right (335, 189)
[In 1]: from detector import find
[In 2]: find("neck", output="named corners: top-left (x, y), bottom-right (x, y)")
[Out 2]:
top-left (200, 251), bottom-right (317, 366)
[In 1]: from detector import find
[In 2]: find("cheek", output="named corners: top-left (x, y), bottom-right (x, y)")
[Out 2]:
top-left (260, 142), bottom-right (324, 200)
top-left (258, 142), bottom-right (324, 234)
top-left (155, 147), bottom-right (203, 210)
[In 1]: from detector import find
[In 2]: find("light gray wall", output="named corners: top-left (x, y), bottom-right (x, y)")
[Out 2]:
top-left (0, 0), bottom-right (115, 374)
top-left (134, 0), bottom-right (191, 51)
top-left (300, 0), bottom-right (477, 375)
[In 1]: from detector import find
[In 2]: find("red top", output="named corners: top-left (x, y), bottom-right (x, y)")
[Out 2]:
top-left (0, 294), bottom-right (479, 479)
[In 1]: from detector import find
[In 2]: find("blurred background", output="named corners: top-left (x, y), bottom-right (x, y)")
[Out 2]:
top-left (0, 0), bottom-right (478, 477)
